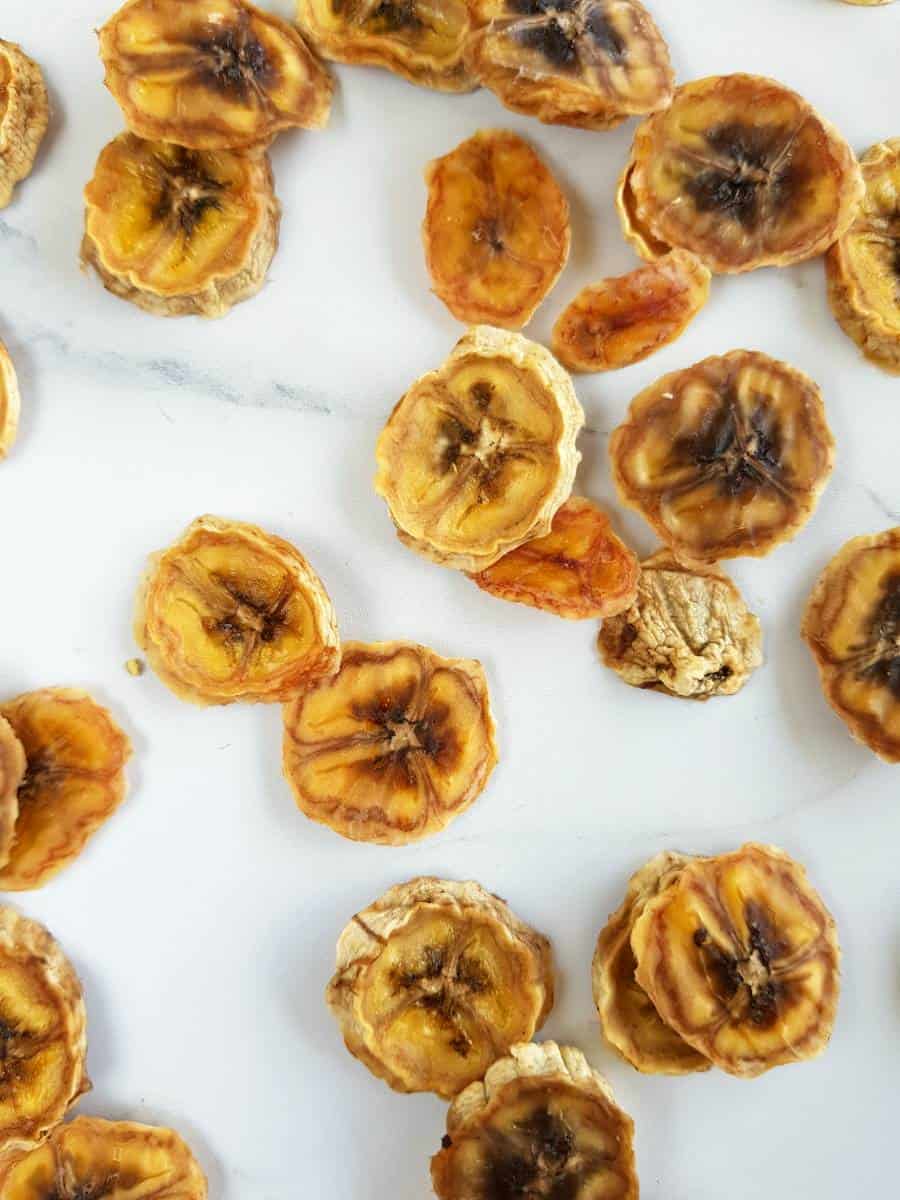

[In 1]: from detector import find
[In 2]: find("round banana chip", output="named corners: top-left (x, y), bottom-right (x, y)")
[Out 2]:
top-left (592, 852), bottom-right (710, 1075)
top-left (471, 496), bottom-right (639, 620)
top-left (0, 720), bottom-right (24, 876)
top-left (136, 515), bottom-right (340, 706)
top-left (802, 528), bottom-right (900, 762)
top-left (375, 326), bottom-right (584, 572)
top-left (81, 133), bottom-right (280, 319)
top-left (631, 843), bottom-right (841, 1078)
top-left (327, 877), bottom-right (553, 1097)
top-left (609, 350), bottom-right (835, 563)
top-left (826, 139), bottom-right (900, 374)
top-left (99, 0), bottom-right (333, 150)
top-left (0, 343), bottom-right (20, 462)
top-left (597, 550), bottom-right (763, 699)
top-left (0, 908), bottom-right (88, 1157)
top-left (464, 0), bottom-right (674, 131)
top-left (623, 74), bottom-right (864, 273)
top-left (0, 1116), bottom-right (207, 1199)
top-left (0, 689), bottom-right (131, 892)
top-left (283, 641), bottom-right (497, 844)
top-left (431, 1041), bottom-right (639, 1200)
top-left (0, 40), bottom-right (49, 210)
top-left (552, 249), bottom-right (711, 373)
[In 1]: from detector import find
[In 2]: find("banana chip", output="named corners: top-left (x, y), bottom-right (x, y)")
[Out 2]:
top-left (0, 343), bottom-right (19, 461)
top-left (0, 41), bottom-right (48, 210)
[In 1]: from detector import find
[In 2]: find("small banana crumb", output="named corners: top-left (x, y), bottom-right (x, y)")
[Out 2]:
top-left (125, 658), bottom-right (144, 677)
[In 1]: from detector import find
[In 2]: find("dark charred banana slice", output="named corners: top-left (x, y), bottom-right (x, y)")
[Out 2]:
top-left (465, 0), bottom-right (673, 131)
top-left (81, 133), bottom-right (280, 319)
top-left (609, 350), bottom-right (835, 563)
top-left (552, 249), bottom-right (710, 373)
top-left (283, 641), bottom-right (497, 844)
top-left (471, 496), bottom-right (639, 620)
top-left (0, 1116), bottom-right (207, 1200)
top-left (431, 1042), bottom-right (639, 1200)
top-left (99, 0), bottom-right (332, 150)
top-left (597, 550), bottom-right (763, 699)
top-left (0, 343), bottom-right (20, 461)
top-left (135, 515), bottom-right (340, 706)
top-left (375, 327), bottom-right (584, 572)
top-left (0, 41), bottom-right (48, 210)
top-left (623, 74), bottom-right (864, 273)
top-left (0, 720), bottom-right (24, 877)
top-left (423, 129), bottom-right (570, 330)
top-left (327, 877), bottom-right (553, 1097)
top-left (826, 139), bottom-right (900, 373)
top-left (0, 689), bottom-right (131, 892)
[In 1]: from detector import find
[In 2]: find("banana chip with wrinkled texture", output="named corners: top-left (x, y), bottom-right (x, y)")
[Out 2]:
top-left (0, 41), bottom-right (48, 209)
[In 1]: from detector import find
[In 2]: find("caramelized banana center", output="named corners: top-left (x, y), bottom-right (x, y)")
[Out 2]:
top-left (485, 1108), bottom-right (590, 1199)
top-left (677, 396), bottom-right (784, 497)
top-left (693, 909), bottom-right (783, 1027)
top-left (394, 942), bottom-right (490, 1055)
top-left (197, 24), bottom-right (273, 94)
top-left (856, 572), bottom-right (900, 696)
top-left (686, 122), bottom-right (803, 230)
top-left (505, 0), bottom-right (625, 76)
top-left (151, 151), bottom-right (225, 238)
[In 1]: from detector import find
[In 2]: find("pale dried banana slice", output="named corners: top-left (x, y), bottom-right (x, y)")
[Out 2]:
top-left (99, 0), bottom-right (332, 150)
top-left (283, 641), bottom-right (497, 844)
top-left (0, 343), bottom-right (20, 461)
top-left (136, 515), bottom-right (339, 706)
top-left (432, 1041), bottom-right (639, 1200)
top-left (465, 0), bottom-right (673, 131)
top-left (623, 74), bottom-right (864, 273)
top-left (0, 41), bottom-right (48, 210)
top-left (375, 326), bottom-right (584, 572)
top-left (82, 133), bottom-right (280, 319)
top-left (610, 350), bottom-right (835, 563)
top-left (327, 877), bottom-right (553, 1097)
top-left (0, 720), bottom-right (24, 880)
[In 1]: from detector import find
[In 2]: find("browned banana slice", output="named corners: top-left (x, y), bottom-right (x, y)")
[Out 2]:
top-left (135, 515), bottom-right (339, 706)
top-left (465, 0), bottom-right (673, 131)
top-left (375, 326), bottom-right (584, 572)
top-left (432, 1042), bottom-right (639, 1200)
top-left (0, 343), bottom-right (19, 461)
top-left (552, 249), bottom-right (710, 373)
top-left (624, 74), bottom-right (864, 273)
top-left (283, 641), bottom-right (497, 844)
top-left (609, 350), bottom-right (835, 563)
top-left (0, 1116), bottom-right (207, 1199)
top-left (0, 41), bottom-right (49, 209)
top-left (423, 129), bottom-right (570, 330)
top-left (0, 720), bottom-right (24, 873)
top-left (327, 877), bottom-right (553, 1097)
top-left (99, 0), bottom-right (332, 150)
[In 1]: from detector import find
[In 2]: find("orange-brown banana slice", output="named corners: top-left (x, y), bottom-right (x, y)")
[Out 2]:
top-left (0, 41), bottom-right (48, 210)
top-left (0, 343), bottom-right (20, 461)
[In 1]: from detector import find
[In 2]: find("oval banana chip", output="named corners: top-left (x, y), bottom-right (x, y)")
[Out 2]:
top-left (0, 343), bottom-right (21, 461)
top-left (0, 40), bottom-right (49, 210)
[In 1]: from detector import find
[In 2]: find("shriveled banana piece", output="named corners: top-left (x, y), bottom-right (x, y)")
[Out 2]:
top-left (0, 41), bottom-right (48, 209)
top-left (432, 1041), bottom-right (639, 1200)
top-left (0, 343), bottom-right (20, 460)
top-left (376, 327), bottom-right (584, 572)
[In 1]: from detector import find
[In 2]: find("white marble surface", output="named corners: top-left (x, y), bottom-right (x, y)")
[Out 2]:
top-left (1, 0), bottom-right (898, 1195)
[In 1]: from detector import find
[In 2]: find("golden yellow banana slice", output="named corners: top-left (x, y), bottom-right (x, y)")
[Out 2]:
top-left (81, 133), bottom-right (280, 319)
top-left (0, 1116), bottom-right (207, 1200)
top-left (283, 641), bottom-right (497, 844)
top-left (0, 41), bottom-right (48, 210)
top-left (327, 877), bottom-right (553, 1097)
top-left (0, 719), bottom-right (24, 875)
top-left (465, 0), bottom-right (673, 131)
top-left (99, 0), bottom-right (332, 150)
top-left (623, 74), bottom-right (864, 273)
top-left (0, 689), bottom-right (131, 892)
top-left (423, 129), bottom-right (570, 330)
top-left (826, 139), bottom-right (900, 373)
top-left (632, 843), bottom-right (840, 1078)
top-left (432, 1042), bottom-right (639, 1200)
top-left (375, 327), bottom-right (584, 572)
top-left (610, 350), bottom-right (835, 563)
top-left (597, 550), bottom-right (763, 699)
top-left (592, 852), bottom-right (709, 1074)
top-left (0, 342), bottom-right (20, 461)
top-left (136, 515), bottom-right (339, 706)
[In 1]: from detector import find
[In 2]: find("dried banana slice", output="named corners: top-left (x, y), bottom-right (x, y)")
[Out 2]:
top-left (826, 139), bottom-right (900, 373)
top-left (327, 877), bottom-right (553, 1097)
top-left (135, 515), bottom-right (339, 706)
top-left (283, 641), bottom-right (497, 844)
top-left (0, 689), bottom-right (131, 892)
top-left (423, 129), bottom-right (570, 330)
top-left (99, 0), bottom-right (332, 150)
top-left (432, 1042), bottom-right (639, 1200)
top-left (592, 852), bottom-right (709, 1074)
top-left (0, 720), bottom-right (24, 879)
top-left (598, 550), bottom-right (763, 700)
top-left (82, 133), bottom-right (280, 319)
top-left (375, 326), bottom-right (584, 572)
top-left (464, 0), bottom-right (673, 131)
top-left (0, 41), bottom-right (49, 210)
top-left (471, 496), bottom-right (639, 619)
top-left (0, 1116), bottom-right (207, 1199)
top-left (0, 343), bottom-right (19, 461)
top-left (610, 350), bottom-right (835, 563)
top-left (632, 843), bottom-right (840, 1078)
top-left (623, 74), bottom-right (864, 273)
top-left (552, 250), bottom-right (711, 373)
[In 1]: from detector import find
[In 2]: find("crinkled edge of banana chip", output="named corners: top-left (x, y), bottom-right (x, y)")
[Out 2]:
top-left (0, 718), bottom-right (24, 871)
top-left (0, 343), bottom-right (21, 461)
top-left (0, 40), bottom-right (49, 210)
top-left (615, 161), bottom-right (671, 263)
